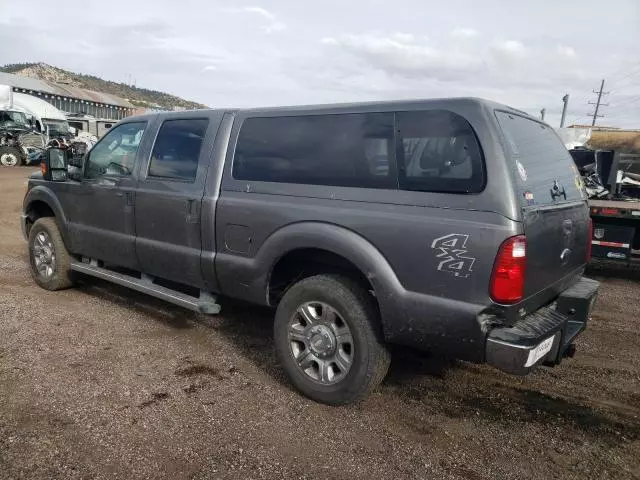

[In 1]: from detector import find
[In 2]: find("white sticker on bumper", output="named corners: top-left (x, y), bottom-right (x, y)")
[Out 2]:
top-left (524, 335), bottom-right (555, 367)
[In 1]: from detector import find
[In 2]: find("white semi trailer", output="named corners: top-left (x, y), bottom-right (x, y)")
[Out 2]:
top-left (1, 85), bottom-right (73, 166)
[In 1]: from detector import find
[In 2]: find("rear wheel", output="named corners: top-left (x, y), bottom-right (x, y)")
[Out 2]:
top-left (28, 218), bottom-right (74, 290)
top-left (274, 274), bottom-right (390, 405)
top-left (0, 146), bottom-right (24, 167)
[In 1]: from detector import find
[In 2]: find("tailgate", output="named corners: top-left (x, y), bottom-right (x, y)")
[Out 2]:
top-left (523, 203), bottom-right (589, 296)
top-left (496, 111), bottom-right (590, 299)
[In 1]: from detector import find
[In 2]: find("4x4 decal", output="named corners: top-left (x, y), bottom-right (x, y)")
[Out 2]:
top-left (431, 234), bottom-right (476, 278)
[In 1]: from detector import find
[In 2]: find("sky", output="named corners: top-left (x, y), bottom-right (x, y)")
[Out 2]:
top-left (1, 0), bottom-right (639, 128)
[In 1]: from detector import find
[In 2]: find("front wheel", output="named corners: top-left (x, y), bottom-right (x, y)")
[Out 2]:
top-left (274, 274), bottom-right (390, 405)
top-left (0, 146), bottom-right (24, 167)
top-left (28, 217), bottom-right (74, 290)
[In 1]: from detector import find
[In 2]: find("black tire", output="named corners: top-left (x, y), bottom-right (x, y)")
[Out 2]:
top-left (0, 146), bottom-right (25, 167)
top-left (28, 217), bottom-right (74, 291)
top-left (274, 274), bottom-right (390, 405)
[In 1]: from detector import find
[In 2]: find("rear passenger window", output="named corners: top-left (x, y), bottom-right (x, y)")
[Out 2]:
top-left (148, 119), bottom-right (209, 181)
top-left (233, 113), bottom-right (395, 189)
top-left (396, 110), bottom-right (484, 193)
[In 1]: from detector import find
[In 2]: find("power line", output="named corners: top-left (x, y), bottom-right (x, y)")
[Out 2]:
top-left (568, 115), bottom-right (589, 126)
top-left (606, 64), bottom-right (640, 90)
top-left (605, 62), bottom-right (640, 84)
top-left (564, 62), bottom-right (640, 126)
top-left (588, 79), bottom-right (609, 126)
top-left (608, 94), bottom-right (640, 110)
top-left (609, 76), bottom-right (640, 93)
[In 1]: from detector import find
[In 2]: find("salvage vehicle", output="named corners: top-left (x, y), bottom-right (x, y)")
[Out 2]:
top-left (1, 85), bottom-right (38, 166)
top-left (13, 91), bottom-right (72, 140)
top-left (1, 85), bottom-right (72, 166)
top-left (21, 99), bottom-right (599, 404)
top-left (570, 148), bottom-right (640, 264)
top-left (0, 108), bottom-right (32, 166)
top-left (66, 113), bottom-right (115, 139)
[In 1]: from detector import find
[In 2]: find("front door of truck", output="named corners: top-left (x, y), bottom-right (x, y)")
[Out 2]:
top-left (134, 113), bottom-right (223, 289)
top-left (70, 121), bottom-right (148, 269)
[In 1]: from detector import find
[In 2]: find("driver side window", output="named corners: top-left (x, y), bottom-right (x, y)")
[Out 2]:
top-left (84, 122), bottom-right (146, 179)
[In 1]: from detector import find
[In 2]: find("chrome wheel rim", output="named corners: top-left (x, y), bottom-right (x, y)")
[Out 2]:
top-left (0, 152), bottom-right (19, 166)
top-left (288, 302), bottom-right (354, 385)
top-left (32, 231), bottom-right (56, 279)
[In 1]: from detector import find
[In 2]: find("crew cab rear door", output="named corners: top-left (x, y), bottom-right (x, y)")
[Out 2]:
top-left (496, 111), bottom-right (590, 303)
top-left (134, 112), bottom-right (223, 289)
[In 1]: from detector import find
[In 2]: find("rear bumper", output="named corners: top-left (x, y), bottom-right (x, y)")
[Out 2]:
top-left (486, 277), bottom-right (599, 375)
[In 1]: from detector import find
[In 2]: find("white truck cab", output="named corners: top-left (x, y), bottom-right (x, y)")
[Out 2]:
top-left (1, 85), bottom-right (72, 166)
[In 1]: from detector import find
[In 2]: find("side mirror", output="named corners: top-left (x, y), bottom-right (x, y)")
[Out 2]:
top-left (68, 147), bottom-right (87, 181)
top-left (68, 152), bottom-right (86, 169)
top-left (42, 148), bottom-right (68, 182)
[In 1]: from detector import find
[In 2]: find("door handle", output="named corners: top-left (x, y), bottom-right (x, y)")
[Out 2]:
top-left (185, 199), bottom-right (199, 223)
top-left (125, 192), bottom-right (135, 206)
top-left (97, 178), bottom-right (117, 187)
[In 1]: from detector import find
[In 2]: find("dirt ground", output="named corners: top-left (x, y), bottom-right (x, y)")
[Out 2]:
top-left (0, 167), bottom-right (639, 480)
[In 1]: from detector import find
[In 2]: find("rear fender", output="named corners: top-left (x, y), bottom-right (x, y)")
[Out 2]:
top-left (216, 221), bottom-right (490, 360)
top-left (217, 222), bottom-right (405, 332)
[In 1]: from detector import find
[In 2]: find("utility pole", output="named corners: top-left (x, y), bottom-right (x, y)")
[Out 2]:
top-left (560, 94), bottom-right (569, 127)
top-left (588, 79), bottom-right (609, 126)
top-left (540, 108), bottom-right (546, 121)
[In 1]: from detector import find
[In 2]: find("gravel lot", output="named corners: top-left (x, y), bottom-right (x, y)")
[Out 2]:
top-left (1, 167), bottom-right (639, 480)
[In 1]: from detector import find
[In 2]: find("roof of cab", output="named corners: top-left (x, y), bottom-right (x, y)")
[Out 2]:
top-left (118, 108), bottom-right (232, 124)
top-left (241, 97), bottom-right (528, 115)
top-left (120, 97), bottom-right (532, 122)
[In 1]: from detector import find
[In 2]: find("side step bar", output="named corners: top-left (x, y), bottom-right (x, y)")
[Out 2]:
top-left (70, 260), bottom-right (221, 314)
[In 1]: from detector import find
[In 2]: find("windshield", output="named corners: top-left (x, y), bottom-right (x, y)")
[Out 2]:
top-left (0, 110), bottom-right (29, 129)
top-left (44, 120), bottom-right (71, 137)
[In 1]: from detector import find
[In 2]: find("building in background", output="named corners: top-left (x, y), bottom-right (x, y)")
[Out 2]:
top-left (0, 71), bottom-right (134, 121)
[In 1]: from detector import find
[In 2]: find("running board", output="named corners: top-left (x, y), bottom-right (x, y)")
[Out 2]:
top-left (70, 261), bottom-right (221, 314)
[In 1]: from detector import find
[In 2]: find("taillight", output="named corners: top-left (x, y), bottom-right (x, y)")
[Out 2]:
top-left (601, 208), bottom-right (619, 216)
top-left (40, 161), bottom-right (47, 177)
top-left (586, 219), bottom-right (593, 261)
top-left (490, 235), bottom-right (526, 304)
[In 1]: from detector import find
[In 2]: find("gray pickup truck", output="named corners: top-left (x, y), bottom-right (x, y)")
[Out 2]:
top-left (22, 98), bottom-right (599, 404)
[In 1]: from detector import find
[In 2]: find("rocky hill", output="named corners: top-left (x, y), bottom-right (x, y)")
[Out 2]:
top-left (0, 62), bottom-right (207, 110)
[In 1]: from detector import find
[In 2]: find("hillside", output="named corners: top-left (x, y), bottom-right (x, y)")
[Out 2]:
top-left (0, 62), bottom-right (207, 110)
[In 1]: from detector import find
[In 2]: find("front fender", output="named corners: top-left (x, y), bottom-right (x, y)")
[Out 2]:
top-left (23, 185), bottom-right (71, 246)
